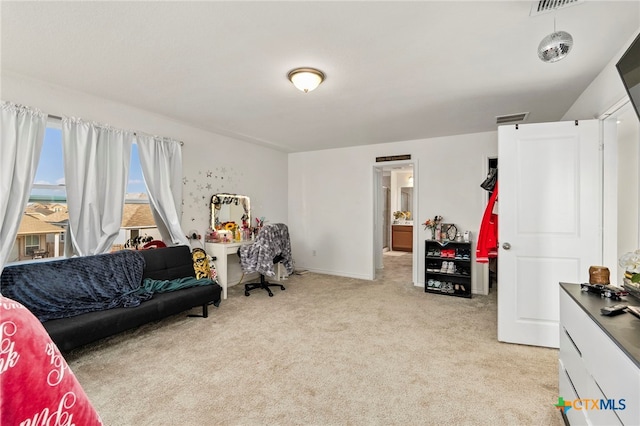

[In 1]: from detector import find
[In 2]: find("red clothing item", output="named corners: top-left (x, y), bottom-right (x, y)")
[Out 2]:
top-left (477, 182), bottom-right (498, 263)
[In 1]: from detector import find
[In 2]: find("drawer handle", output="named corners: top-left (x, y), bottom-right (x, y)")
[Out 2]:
top-left (564, 328), bottom-right (581, 357)
top-left (564, 368), bottom-right (580, 399)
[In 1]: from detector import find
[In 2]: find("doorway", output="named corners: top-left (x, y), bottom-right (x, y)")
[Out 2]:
top-left (486, 157), bottom-right (498, 291)
top-left (373, 160), bottom-right (418, 285)
top-left (383, 186), bottom-right (390, 251)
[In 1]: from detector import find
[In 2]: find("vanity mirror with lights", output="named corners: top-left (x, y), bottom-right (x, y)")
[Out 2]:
top-left (206, 193), bottom-right (256, 300)
top-left (210, 193), bottom-right (251, 230)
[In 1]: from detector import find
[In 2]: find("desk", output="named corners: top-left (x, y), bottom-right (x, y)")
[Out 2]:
top-left (205, 241), bottom-right (257, 299)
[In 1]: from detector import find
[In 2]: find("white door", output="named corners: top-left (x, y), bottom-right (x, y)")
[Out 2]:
top-left (498, 120), bottom-right (602, 348)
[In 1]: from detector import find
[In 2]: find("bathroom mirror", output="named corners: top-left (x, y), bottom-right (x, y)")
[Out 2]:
top-left (210, 193), bottom-right (251, 229)
top-left (400, 187), bottom-right (413, 216)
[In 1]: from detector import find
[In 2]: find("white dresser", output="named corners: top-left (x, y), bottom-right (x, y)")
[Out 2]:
top-left (205, 241), bottom-right (257, 299)
top-left (559, 283), bottom-right (640, 425)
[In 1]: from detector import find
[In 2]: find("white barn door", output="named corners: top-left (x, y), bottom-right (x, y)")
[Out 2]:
top-left (498, 120), bottom-right (602, 348)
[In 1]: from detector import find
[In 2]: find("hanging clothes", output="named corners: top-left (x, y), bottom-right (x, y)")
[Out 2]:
top-left (476, 182), bottom-right (498, 263)
top-left (480, 167), bottom-right (498, 192)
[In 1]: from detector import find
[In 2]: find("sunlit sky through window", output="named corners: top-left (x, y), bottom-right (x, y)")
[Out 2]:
top-left (33, 127), bottom-right (148, 199)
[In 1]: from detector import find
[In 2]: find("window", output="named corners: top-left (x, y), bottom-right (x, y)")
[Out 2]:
top-left (14, 122), bottom-right (68, 261)
top-left (11, 119), bottom-right (159, 262)
top-left (24, 235), bottom-right (40, 256)
top-left (31, 122), bottom-right (65, 203)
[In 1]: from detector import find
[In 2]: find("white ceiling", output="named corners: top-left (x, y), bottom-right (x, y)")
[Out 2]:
top-left (2, 1), bottom-right (639, 153)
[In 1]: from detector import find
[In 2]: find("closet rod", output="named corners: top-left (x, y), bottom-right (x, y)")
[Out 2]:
top-left (47, 114), bottom-right (184, 146)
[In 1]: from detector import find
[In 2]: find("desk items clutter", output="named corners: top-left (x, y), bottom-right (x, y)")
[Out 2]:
top-left (422, 216), bottom-right (470, 243)
top-left (581, 263), bottom-right (640, 318)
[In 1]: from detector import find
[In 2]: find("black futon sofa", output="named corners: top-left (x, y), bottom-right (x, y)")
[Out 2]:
top-left (0, 245), bottom-right (222, 352)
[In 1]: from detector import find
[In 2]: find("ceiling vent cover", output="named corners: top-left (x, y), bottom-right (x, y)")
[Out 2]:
top-left (530, 0), bottom-right (584, 16)
top-left (496, 112), bottom-right (529, 125)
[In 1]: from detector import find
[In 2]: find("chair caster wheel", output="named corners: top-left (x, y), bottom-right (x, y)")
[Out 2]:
top-left (282, 286), bottom-right (286, 290)
top-left (268, 292), bottom-right (274, 297)
top-left (245, 292), bottom-right (250, 296)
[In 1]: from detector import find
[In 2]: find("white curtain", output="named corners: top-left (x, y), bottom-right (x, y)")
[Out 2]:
top-left (0, 101), bottom-right (47, 272)
top-left (62, 118), bottom-right (133, 256)
top-left (136, 133), bottom-right (189, 246)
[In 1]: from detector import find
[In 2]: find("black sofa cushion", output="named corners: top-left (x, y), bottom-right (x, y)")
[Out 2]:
top-left (44, 285), bottom-right (218, 352)
top-left (139, 245), bottom-right (196, 280)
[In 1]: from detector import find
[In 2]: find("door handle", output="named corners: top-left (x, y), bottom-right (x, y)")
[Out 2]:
top-left (502, 242), bottom-right (511, 250)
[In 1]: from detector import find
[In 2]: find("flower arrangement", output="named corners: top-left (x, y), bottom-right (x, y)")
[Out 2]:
top-left (423, 216), bottom-right (443, 239)
top-left (619, 249), bottom-right (640, 283)
top-left (393, 211), bottom-right (411, 220)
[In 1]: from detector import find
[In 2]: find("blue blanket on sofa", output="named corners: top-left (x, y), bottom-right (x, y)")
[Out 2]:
top-left (0, 250), bottom-right (147, 322)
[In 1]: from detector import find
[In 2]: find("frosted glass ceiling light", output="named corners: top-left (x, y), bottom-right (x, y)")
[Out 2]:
top-left (538, 18), bottom-right (573, 63)
top-left (288, 68), bottom-right (325, 93)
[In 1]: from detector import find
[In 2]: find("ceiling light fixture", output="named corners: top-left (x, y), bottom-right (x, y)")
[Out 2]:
top-left (538, 17), bottom-right (573, 63)
top-left (288, 67), bottom-right (325, 93)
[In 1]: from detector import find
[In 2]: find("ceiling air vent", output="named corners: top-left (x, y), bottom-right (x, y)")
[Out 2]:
top-left (496, 112), bottom-right (529, 125)
top-left (530, 0), bottom-right (584, 16)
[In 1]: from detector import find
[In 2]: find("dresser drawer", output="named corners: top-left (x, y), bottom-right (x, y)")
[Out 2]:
top-left (559, 291), bottom-right (593, 359)
top-left (580, 372), bottom-right (623, 426)
top-left (559, 326), bottom-right (590, 397)
top-left (559, 362), bottom-right (588, 426)
top-left (581, 321), bottom-right (639, 425)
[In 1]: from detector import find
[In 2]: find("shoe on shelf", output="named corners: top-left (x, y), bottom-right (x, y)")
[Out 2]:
top-left (434, 249), bottom-right (441, 257)
top-left (447, 263), bottom-right (456, 274)
top-left (440, 261), bottom-right (448, 272)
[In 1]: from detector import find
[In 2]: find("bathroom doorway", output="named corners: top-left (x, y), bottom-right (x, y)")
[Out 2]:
top-left (373, 160), bottom-right (417, 285)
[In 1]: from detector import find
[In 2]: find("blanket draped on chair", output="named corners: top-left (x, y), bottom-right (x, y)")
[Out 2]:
top-left (238, 223), bottom-right (294, 277)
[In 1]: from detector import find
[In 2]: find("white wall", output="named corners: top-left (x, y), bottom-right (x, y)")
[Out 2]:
top-left (289, 132), bottom-right (497, 293)
top-left (2, 72), bottom-right (289, 240)
top-left (563, 30), bottom-right (640, 285)
top-left (617, 106), bottom-right (639, 282)
top-left (563, 30), bottom-right (640, 121)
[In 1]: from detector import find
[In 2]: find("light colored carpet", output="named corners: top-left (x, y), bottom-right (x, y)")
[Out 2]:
top-left (383, 251), bottom-right (409, 257)
top-left (65, 255), bottom-right (563, 426)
